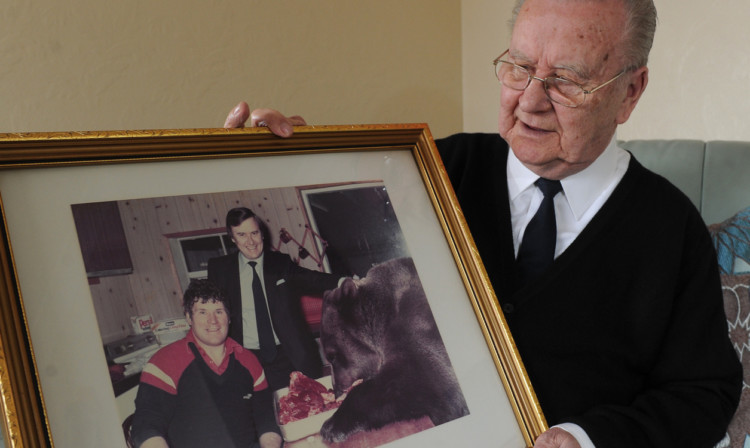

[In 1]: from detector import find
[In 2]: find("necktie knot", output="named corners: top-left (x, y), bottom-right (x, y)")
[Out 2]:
top-left (535, 178), bottom-right (562, 198)
top-left (248, 261), bottom-right (257, 268)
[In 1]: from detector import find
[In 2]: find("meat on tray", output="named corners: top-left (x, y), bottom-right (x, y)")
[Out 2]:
top-left (278, 371), bottom-right (362, 425)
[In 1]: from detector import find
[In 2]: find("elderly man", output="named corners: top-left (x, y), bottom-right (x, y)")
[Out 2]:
top-left (224, 1), bottom-right (742, 447)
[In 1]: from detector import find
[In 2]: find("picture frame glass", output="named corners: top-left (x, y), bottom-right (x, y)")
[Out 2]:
top-left (0, 126), bottom-right (543, 447)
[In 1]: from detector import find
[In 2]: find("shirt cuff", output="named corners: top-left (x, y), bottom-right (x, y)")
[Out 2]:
top-left (554, 423), bottom-right (596, 448)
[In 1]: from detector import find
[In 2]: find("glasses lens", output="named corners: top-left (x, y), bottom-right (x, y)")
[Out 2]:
top-left (496, 61), bottom-right (529, 91)
top-left (545, 78), bottom-right (584, 107)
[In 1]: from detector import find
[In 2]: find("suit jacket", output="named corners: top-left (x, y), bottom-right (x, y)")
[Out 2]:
top-left (207, 250), bottom-right (339, 377)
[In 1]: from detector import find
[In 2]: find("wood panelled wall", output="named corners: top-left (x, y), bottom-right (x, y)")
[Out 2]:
top-left (89, 187), bottom-right (324, 344)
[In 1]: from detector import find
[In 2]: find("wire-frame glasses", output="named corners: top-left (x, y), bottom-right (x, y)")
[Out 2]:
top-left (492, 49), bottom-right (626, 108)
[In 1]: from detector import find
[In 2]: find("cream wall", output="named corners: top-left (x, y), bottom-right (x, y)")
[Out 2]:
top-left (1, 1), bottom-right (462, 138)
top-left (462, 0), bottom-right (750, 142)
top-left (461, 0), bottom-right (512, 134)
top-left (4, 1), bottom-right (749, 141)
top-left (622, 0), bottom-right (750, 141)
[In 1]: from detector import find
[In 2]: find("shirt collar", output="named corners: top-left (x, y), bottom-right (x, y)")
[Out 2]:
top-left (507, 135), bottom-right (623, 220)
top-left (186, 330), bottom-right (245, 371)
top-left (224, 335), bottom-right (245, 355)
top-left (239, 251), bottom-right (264, 267)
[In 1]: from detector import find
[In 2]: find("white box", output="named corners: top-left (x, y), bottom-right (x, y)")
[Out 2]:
top-left (130, 314), bottom-right (154, 334)
top-left (152, 317), bottom-right (189, 345)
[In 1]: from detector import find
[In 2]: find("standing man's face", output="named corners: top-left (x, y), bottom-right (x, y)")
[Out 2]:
top-left (231, 217), bottom-right (264, 260)
top-left (498, 0), bottom-right (647, 180)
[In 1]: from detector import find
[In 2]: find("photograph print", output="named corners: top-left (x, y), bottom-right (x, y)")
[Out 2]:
top-left (71, 180), bottom-right (470, 448)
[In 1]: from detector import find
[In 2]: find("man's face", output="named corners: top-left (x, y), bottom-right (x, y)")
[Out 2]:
top-left (498, 0), bottom-right (646, 179)
top-left (231, 217), bottom-right (264, 260)
top-left (187, 299), bottom-right (229, 349)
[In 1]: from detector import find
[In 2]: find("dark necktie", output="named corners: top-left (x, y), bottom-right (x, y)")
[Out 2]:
top-left (248, 261), bottom-right (277, 362)
top-left (516, 178), bottom-right (563, 285)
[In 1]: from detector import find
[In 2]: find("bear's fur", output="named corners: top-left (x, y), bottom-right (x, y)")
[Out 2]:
top-left (319, 257), bottom-right (469, 442)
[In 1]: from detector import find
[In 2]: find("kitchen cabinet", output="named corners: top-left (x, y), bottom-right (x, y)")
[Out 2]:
top-left (72, 201), bottom-right (133, 277)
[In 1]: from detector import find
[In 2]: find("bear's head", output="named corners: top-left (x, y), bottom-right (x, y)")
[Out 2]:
top-left (320, 257), bottom-right (428, 396)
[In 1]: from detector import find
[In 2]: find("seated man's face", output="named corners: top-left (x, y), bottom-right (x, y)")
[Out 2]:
top-left (187, 299), bottom-right (230, 349)
top-left (231, 217), bottom-right (264, 260)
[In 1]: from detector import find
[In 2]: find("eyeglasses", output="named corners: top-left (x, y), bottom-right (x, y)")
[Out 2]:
top-left (492, 49), bottom-right (626, 108)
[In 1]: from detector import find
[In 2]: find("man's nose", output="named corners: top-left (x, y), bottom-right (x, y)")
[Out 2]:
top-left (519, 76), bottom-right (552, 111)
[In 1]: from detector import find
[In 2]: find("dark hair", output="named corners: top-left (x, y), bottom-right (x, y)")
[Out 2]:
top-left (225, 207), bottom-right (271, 250)
top-left (183, 279), bottom-right (230, 318)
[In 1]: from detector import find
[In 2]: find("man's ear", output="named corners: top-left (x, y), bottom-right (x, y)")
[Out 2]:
top-left (616, 66), bottom-right (649, 124)
top-left (185, 312), bottom-right (193, 326)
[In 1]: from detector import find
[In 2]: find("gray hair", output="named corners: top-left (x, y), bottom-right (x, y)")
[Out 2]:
top-left (509, 0), bottom-right (657, 70)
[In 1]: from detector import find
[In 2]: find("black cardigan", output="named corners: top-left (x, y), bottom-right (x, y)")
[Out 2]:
top-left (437, 133), bottom-right (742, 448)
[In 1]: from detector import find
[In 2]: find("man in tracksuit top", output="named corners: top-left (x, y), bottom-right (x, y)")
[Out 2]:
top-left (131, 279), bottom-right (282, 448)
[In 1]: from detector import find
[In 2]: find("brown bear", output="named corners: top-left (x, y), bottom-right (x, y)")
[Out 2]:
top-left (319, 257), bottom-right (469, 443)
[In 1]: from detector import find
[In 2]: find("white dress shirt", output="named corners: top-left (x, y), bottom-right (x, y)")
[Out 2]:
top-left (238, 252), bottom-right (281, 349)
top-left (507, 135), bottom-right (630, 258)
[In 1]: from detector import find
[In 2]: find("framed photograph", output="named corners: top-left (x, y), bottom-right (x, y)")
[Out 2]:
top-left (0, 124), bottom-right (547, 447)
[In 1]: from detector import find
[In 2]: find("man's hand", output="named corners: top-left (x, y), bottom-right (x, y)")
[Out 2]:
top-left (259, 431), bottom-right (283, 448)
top-left (534, 427), bottom-right (582, 448)
top-left (223, 101), bottom-right (306, 138)
top-left (139, 436), bottom-right (170, 448)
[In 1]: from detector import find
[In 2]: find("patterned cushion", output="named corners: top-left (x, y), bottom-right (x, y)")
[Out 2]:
top-left (709, 207), bottom-right (750, 275)
top-left (716, 274), bottom-right (750, 448)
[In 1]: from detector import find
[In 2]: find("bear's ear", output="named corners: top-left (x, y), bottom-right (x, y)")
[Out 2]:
top-left (324, 277), bottom-right (358, 305)
top-left (341, 277), bottom-right (358, 297)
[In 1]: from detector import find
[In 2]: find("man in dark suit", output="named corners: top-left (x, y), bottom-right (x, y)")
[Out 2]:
top-left (207, 207), bottom-right (340, 391)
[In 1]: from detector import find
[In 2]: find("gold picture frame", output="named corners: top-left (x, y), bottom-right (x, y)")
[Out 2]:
top-left (0, 124), bottom-right (546, 447)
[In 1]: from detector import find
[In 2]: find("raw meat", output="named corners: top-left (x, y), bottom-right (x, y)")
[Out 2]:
top-left (278, 372), bottom-right (338, 424)
top-left (277, 371), bottom-right (362, 424)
